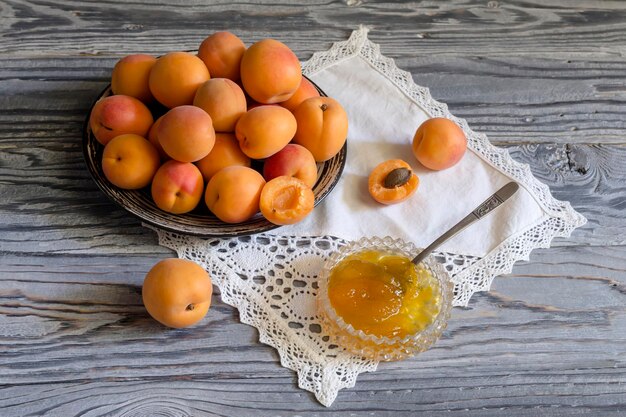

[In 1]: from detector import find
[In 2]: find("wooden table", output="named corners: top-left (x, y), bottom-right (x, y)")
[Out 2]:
top-left (1, 1), bottom-right (624, 415)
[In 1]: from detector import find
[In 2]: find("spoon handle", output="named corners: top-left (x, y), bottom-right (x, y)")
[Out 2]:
top-left (411, 182), bottom-right (519, 265)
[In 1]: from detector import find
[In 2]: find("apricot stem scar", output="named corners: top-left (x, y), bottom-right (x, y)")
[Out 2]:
top-left (186, 304), bottom-right (195, 311)
top-left (320, 103), bottom-right (328, 111)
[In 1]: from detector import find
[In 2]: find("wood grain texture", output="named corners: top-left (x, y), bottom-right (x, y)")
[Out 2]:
top-left (1, 0), bottom-right (625, 415)
top-left (0, 246), bottom-right (624, 415)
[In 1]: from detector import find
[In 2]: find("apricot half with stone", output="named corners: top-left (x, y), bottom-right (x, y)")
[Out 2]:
top-left (368, 159), bottom-right (419, 205)
top-left (260, 176), bottom-right (314, 225)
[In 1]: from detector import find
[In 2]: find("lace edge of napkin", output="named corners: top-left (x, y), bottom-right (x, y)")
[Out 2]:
top-left (145, 225), bottom-right (378, 407)
top-left (304, 26), bottom-right (587, 306)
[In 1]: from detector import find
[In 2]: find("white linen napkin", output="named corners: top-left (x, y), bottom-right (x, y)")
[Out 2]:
top-left (276, 27), bottom-right (582, 258)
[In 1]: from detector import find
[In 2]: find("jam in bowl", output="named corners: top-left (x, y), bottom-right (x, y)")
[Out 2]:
top-left (317, 236), bottom-right (453, 361)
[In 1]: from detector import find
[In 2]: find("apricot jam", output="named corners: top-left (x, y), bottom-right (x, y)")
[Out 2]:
top-left (327, 249), bottom-right (442, 339)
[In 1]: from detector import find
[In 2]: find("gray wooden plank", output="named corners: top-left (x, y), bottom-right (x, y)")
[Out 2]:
top-left (0, 244), bottom-right (624, 415)
top-left (2, 0), bottom-right (626, 59)
top-left (2, 0), bottom-right (625, 415)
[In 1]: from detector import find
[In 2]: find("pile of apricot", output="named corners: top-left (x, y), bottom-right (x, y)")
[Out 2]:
top-left (90, 32), bottom-right (349, 226)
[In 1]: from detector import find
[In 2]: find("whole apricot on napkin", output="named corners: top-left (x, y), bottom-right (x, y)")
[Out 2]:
top-left (412, 118), bottom-right (467, 170)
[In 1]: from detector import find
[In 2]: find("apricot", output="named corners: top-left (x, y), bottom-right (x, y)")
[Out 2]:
top-left (151, 160), bottom-right (204, 214)
top-left (111, 54), bottom-right (157, 103)
top-left (149, 52), bottom-right (210, 108)
top-left (101, 134), bottom-right (160, 190)
top-left (147, 115), bottom-right (169, 160)
top-left (142, 258), bottom-right (213, 328)
top-left (195, 133), bottom-right (251, 182)
top-left (193, 78), bottom-right (247, 132)
top-left (292, 96), bottom-right (348, 162)
top-left (260, 176), bottom-right (314, 225)
top-left (240, 39), bottom-right (302, 104)
top-left (235, 105), bottom-right (297, 159)
top-left (204, 166), bottom-right (265, 223)
top-left (89, 95), bottom-right (154, 146)
top-left (279, 77), bottom-right (320, 112)
top-left (412, 118), bottom-right (467, 170)
top-left (158, 105), bottom-right (215, 163)
top-left (368, 159), bottom-right (419, 205)
top-left (263, 144), bottom-right (317, 188)
top-left (198, 31), bottom-right (246, 81)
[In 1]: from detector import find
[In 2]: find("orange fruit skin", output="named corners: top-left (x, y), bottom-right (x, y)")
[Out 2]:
top-left (198, 31), bottom-right (246, 82)
top-left (240, 39), bottom-right (302, 104)
top-left (195, 133), bottom-right (251, 182)
top-left (151, 160), bottom-right (204, 214)
top-left (157, 105), bottom-right (216, 163)
top-left (279, 77), bottom-right (320, 112)
top-left (147, 115), bottom-right (169, 160)
top-left (89, 95), bottom-right (154, 146)
top-left (193, 78), bottom-right (247, 132)
top-left (142, 258), bottom-right (213, 328)
top-left (204, 166), bottom-right (266, 224)
top-left (292, 96), bottom-right (348, 162)
top-left (111, 54), bottom-right (157, 103)
top-left (260, 176), bottom-right (314, 225)
top-left (235, 105), bottom-right (297, 159)
top-left (262, 143), bottom-right (317, 188)
top-left (101, 133), bottom-right (160, 190)
top-left (368, 159), bottom-right (419, 205)
top-left (412, 118), bottom-right (467, 170)
top-left (149, 51), bottom-right (210, 108)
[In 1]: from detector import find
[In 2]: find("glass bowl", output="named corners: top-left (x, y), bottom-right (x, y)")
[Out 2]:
top-left (317, 236), bottom-right (453, 361)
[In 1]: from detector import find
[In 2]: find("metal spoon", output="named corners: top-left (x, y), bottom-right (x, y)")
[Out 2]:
top-left (411, 182), bottom-right (520, 265)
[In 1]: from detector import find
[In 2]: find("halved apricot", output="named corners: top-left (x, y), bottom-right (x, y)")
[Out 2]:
top-left (260, 176), bottom-right (314, 225)
top-left (368, 159), bottom-right (419, 205)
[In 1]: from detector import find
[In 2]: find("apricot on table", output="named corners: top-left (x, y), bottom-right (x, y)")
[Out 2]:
top-left (240, 39), bottom-right (302, 104)
top-left (260, 176), bottom-right (314, 225)
top-left (89, 95), bottom-right (154, 146)
top-left (198, 31), bottom-right (246, 82)
top-left (158, 105), bottom-right (215, 162)
top-left (195, 133), bottom-right (251, 182)
top-left (279, 77), bottom-right (320, 112)
top-left (149, 51), bottom-right (210, 108)
top-left (263, 144), bottom-right (317, 188)
top-left (412, 118), bottom-right (467, 170)
top-left (193, 78), bottom-right (247, 132)
top-left (151, 160), bottom-right (204, 214)
top-left (204, 166), bottom-right (265, 223)
top-left (292, 96), bottom-right (348, 162)
top-left (142, 258), bottom-right (213, 329)
top-left (111, 54), bottom-right (157, 103)
top-left (368, 159), bottom-right (419, 205)
top-left (101, 134), bottom-right (160, 190)
top-left (235, 105), bottom-right (297, 159)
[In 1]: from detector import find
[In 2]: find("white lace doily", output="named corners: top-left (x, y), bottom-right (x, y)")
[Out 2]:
top-left (147, 26), bottom-right (586, 406)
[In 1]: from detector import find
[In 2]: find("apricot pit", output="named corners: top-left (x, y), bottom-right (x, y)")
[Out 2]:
top-left (368, 159), bottom-right (419, 205)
